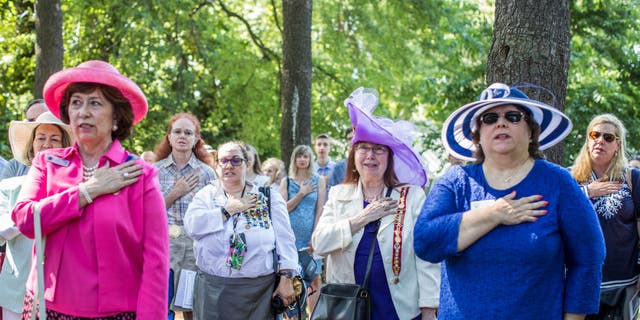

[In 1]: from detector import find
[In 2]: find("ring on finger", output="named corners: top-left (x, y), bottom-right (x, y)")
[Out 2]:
top-left (122, 172), bottom-right (130, 178)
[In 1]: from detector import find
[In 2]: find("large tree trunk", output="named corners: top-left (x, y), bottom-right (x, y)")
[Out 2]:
top-left (486, 0), bottom-right (570, 165)
top-left (34, 0), bottom-right (64, 99)
top-left (280, 0), bottom-right (312, 168)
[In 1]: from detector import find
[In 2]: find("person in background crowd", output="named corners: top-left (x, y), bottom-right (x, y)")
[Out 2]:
top-left (279, 145), bottom-right (326, 314)
top-left (571, 114), bottom-right (640, 320)
top-left (314, 134), bottom-right (336, 181)
top-left (312, 88), bottom-right (438, 320)
top-left (415, 83), bottom-right (605, 319)
top-left (328, 128), bottom-right (354, 191)
top-left (262, 157), bottom-right (286, 190)
top-left (0, 98), bottom-right (48, 319)
top-left (1, 99), bottom-right (49, 180)
top-left (0, 112), bottom-right (73, 320)
top-left (629, 155), bottom-right (640, 170)
top-left (12, 60), bottom-right (169, 319)
top-left (153, 113), bottom-right (216, 320)
top-left (244, 144), bottom-right (270, 187)
top-left (184, 141), bottom-right (299, 320)
top-left (141, 150), bottom-right (157, 164)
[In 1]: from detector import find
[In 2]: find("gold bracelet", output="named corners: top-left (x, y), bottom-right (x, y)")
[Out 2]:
top-left (79, 183), bottom-right (93, 204)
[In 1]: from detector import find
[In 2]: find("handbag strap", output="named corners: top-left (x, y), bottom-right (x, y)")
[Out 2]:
top-left (361, 220), bottom-right (380, 290)
top-left (33, 204), bottom-right (47, 320)
top-left (361, 187), bottom-right (392, 290)
top-left (391, 186), bottom-right (409, 284)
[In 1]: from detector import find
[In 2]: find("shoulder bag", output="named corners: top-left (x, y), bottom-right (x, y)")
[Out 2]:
top-left (310, 188), bottom-right (395, 320)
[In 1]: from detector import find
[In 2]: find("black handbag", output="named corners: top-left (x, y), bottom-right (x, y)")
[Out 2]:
top-left (310, 220), bottom-right (380, 320)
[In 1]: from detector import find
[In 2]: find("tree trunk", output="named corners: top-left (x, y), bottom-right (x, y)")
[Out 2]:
top-left (486, 0), bottom-right (570, 165)
top-left (34, 0), bottom-right (64, 99)
top-left (280, 0), bottom-right (312, 168)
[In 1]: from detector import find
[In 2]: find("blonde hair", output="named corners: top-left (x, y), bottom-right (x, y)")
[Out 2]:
top-left (571, 114), bottom-right (628, 183)
top-left (288, 145), bottom-right (317, 178)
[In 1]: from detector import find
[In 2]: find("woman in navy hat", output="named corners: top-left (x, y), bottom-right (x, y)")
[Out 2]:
top-left (414, 83), bottom-right (605, 319)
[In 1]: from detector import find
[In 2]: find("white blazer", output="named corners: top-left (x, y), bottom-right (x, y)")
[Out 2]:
top-left (312, 182), bottom-right (440, 319)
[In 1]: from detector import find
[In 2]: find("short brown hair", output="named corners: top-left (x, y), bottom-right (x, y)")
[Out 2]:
top-left (471, 105), bottom-right (543, 163)
top-left (59, 82), bottom-right (134, 140)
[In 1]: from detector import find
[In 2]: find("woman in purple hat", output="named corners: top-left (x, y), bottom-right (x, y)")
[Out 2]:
top-left (312, 88), bottom-right (439, 320)
top-left (414, 83), bottom-right (605, 319)
top-left (11, 60), bottom-right (169, 320)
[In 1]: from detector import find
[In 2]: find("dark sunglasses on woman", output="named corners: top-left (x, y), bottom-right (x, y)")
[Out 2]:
top-left (588, 131), bottom-right (618, 143)
top-left (480, 111), bottom-right (526, 125)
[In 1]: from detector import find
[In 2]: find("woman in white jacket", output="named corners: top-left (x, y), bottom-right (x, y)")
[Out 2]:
top-left (311, 88), bottom-right (439, 320)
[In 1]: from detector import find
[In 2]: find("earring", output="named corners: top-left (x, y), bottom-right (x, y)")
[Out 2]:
top-left (112, 120), bottom-right (118, 131)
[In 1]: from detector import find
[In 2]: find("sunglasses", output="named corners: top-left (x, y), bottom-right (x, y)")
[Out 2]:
top-left (217, 157), bottom-right (245, 166)
top-left (588, 131), bottom-right (618, 143)
top-left (479, 111), bottom-right (526, 125)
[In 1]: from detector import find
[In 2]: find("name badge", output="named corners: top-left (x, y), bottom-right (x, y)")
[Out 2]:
top-left (45, 155), bottom-right (70, 167)
top-left (470, 199), bottom-right (495, 210)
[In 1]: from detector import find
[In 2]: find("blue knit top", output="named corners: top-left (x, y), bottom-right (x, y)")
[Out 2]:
top-left (414, 160), bottom-right (605, 319)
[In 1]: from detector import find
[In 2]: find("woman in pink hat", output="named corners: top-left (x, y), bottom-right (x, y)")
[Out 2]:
top-left (11, 60), bottom-right (169, 320)
top-left (311, 88), bottom-right (439, 320)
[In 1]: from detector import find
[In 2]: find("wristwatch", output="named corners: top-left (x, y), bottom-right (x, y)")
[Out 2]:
top-left (221, 207), bottom-right (231, 220)
top-left (278, 270), bottom-right (294, 279)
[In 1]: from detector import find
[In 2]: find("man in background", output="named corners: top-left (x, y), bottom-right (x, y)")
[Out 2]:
top-left (314, 133), bottom-right (335, 181)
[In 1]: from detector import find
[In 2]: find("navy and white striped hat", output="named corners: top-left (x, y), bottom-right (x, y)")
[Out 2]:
top-left (442, 83), bottom-right (573, 162)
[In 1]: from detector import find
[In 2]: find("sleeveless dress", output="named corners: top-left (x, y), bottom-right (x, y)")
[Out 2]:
top-left (287, 176), bottom-right (319, 249)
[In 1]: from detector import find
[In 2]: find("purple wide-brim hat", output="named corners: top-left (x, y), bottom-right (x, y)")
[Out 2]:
top-left (346, 87), bottom-right (428, 188)
top-left (44, 60), bottom-right (148, 125)
top-left (442, 83), bottom-right (573, 162)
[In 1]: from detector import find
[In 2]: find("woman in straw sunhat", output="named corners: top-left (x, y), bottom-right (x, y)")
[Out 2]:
top-left (0, 111), bottom-right (73, 320)
top-left (11, 60), bottom-right (169, 320)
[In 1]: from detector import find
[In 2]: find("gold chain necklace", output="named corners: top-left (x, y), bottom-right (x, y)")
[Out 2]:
top-left (502, 158), bottom-right (531, 183)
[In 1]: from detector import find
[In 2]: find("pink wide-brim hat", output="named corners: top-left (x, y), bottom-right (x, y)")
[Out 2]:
top-left (43, 60), bottom-right (148, 124)
top-left (346, 87), bottom-right (429, 188)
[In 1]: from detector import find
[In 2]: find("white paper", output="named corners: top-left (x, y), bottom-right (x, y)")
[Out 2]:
top-left (0, 213), bottom-right (20, 241)
top-left (174, 269), bottom-right (196, 309)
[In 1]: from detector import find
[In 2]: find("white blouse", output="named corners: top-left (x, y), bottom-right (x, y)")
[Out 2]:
top-left (184, 180), bottom-right (299, 277)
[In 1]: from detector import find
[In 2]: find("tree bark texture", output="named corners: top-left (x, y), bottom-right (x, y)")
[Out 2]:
top-left (34, 0), bottom-right (64, 99)
top-left (486, 0), bottom-right (570, 164)
top-left (280, 0), bottom-right (312, 168)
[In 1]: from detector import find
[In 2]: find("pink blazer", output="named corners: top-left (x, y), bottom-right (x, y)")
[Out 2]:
top-left (12, 140), bottom-right (169, 319)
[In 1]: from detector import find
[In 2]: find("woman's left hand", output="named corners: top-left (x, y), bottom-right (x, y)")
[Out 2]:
top-left (421, 307), bottom-right (437, 320)
top-left (273, 276), bottom-right (295, 307)
top-left (85, 161), bottom-right (143, 197)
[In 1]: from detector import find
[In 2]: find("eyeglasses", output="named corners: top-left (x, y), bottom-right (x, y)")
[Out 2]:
top-left (171, 129), bottom-right (194, 137)
top-left (479, 111), bottom-right (526, 125)
top-left (588, 131), bottom-right (618, 143)
top-left (217, 157), bottom-right (245, 166)
top-left (355, 144), bottom-right (389, 155)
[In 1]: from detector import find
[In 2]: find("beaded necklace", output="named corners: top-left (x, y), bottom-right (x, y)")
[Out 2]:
top-left (83, 164), bottom-right (98, 182)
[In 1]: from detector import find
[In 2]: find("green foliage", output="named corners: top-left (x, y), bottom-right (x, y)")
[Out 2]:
top-left (564, 0), bottom-right (640, 166)
top-left (0, 0), bottom-right (638, 173)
